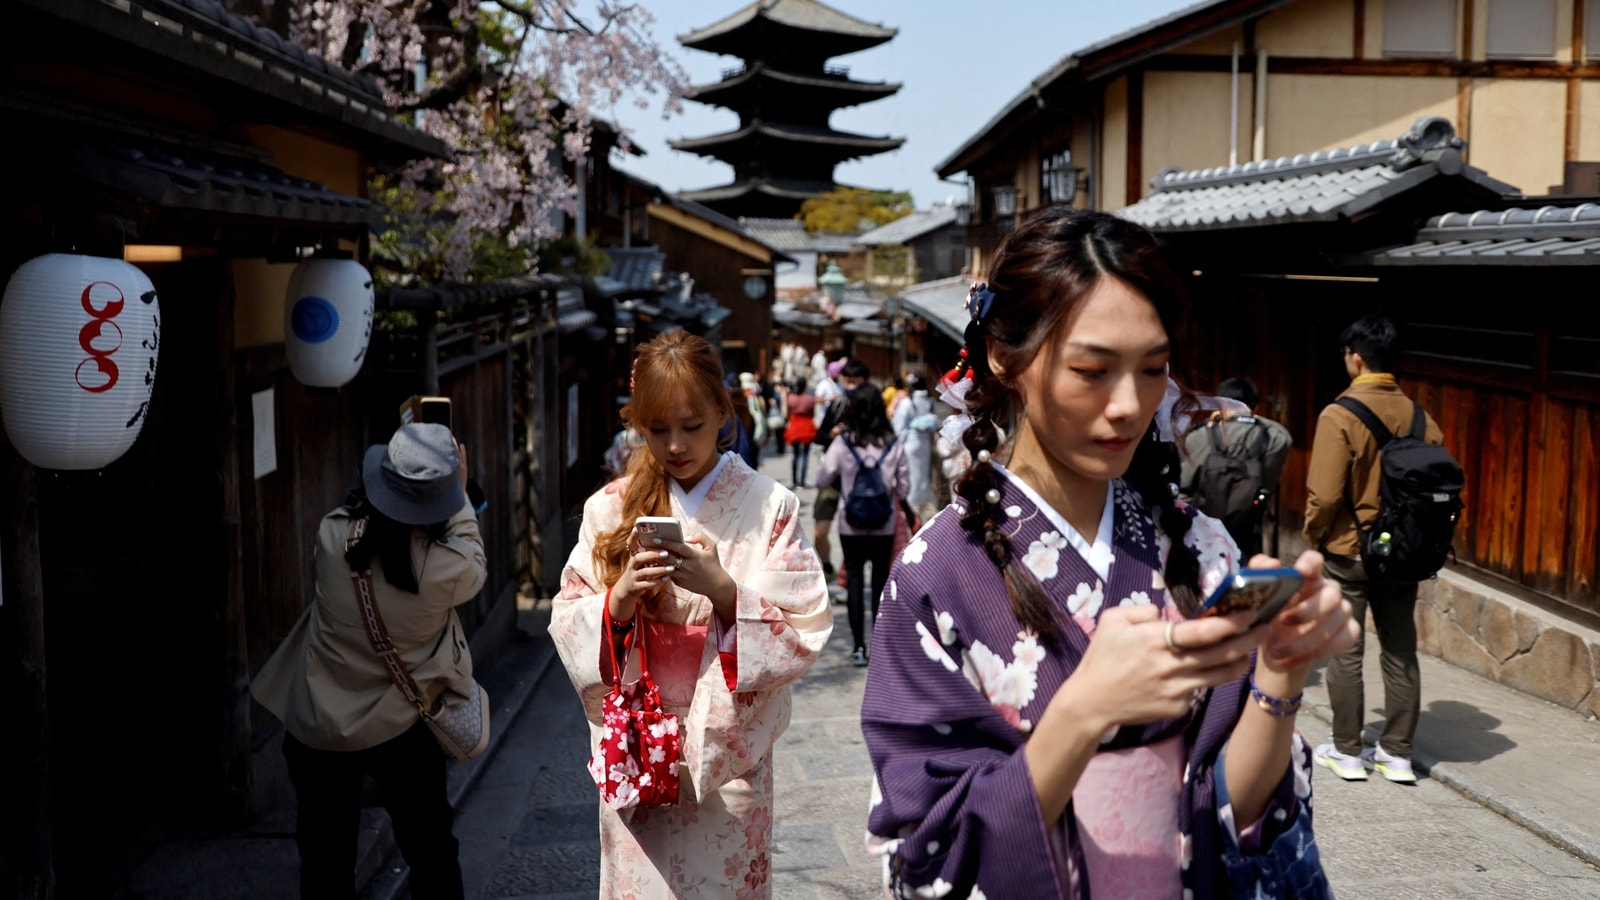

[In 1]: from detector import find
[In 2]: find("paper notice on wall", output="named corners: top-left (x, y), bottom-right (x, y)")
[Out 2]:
top-left (253, 388), bottom-right (278, 479)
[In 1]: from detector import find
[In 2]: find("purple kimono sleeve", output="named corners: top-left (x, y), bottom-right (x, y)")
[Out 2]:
top-left (862, 571), bottom-right (1061, 898)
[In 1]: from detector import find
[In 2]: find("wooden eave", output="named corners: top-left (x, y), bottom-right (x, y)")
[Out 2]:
top-left (647, 202), bottom-right (776, 264)
top-left (935, 0), bottom-right (1295, 178)
top-left (21, 0), bottom-right (450, 162)
top-left (688, 64), bottom-right (901, 111)
top-left (670, 122), bottom-right (903, 155)
top-left (679, 0), bottom-right (894, 58)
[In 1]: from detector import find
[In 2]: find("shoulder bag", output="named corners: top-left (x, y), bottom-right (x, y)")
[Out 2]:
top-left (348, 518), bottom-right (491, 761)
top-left (589, 606), bottom-right (681, 809)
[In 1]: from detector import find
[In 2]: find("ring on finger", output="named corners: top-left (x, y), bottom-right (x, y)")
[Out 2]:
top-left (673, 554), bottom-right (683, 570)
top-left (1164, 620), bottom-right (1184, 654)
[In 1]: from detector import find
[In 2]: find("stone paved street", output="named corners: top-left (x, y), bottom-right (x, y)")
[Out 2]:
top-left (434, 445), bottom-right (1600, 900)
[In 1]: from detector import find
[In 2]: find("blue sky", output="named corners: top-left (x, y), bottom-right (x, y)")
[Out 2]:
top-left (612, 0), bottom-right (1198, 209)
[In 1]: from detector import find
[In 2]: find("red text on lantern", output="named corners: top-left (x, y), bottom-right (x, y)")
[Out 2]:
top-left (75, 281), bottom-right (126, 393)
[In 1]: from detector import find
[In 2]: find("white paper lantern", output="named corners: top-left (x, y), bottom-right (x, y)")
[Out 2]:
top-left (0, 253), bottom-right (162, 470)
top-left (285, 259), bottom-right (374, 388)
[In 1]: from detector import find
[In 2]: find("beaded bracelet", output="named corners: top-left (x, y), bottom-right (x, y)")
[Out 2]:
top-left (1249, 678), bottom-right (1303, 717)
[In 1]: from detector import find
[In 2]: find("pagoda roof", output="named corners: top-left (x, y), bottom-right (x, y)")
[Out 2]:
top-left (689, 62), bottom-right (900, 111)
top-left (670, 122), bottom-right (903, 162)
top-left (680, 0), bottom-right (895, 58)
top-left (680, 178), bottom-right (836, 205)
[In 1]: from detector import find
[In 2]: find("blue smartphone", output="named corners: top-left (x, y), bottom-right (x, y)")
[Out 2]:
top-left (1194, 567), bottom-right (1303, 626)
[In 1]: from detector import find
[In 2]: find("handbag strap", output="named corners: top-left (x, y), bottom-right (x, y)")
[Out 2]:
top-left (348, 518), bottom-right (433, 720)
top-left (603, 603), bottom-right (649, 685)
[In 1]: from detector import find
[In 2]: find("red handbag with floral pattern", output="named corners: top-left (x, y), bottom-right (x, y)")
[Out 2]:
top-left (588, 609), bottom-right (681, 809)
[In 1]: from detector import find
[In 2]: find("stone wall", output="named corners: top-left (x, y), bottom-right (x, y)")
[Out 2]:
top-left (1415, 569), bottom-right (1600, 721)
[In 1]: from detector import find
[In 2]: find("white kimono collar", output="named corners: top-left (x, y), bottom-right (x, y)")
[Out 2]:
top-left (670, 451), bottom-right (734, 520)
top-left (994, 464), bottom-right (1115, 582)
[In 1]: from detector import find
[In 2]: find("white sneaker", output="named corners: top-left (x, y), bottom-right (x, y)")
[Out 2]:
top-left (1361, 744), bottom-right (1418, 783)
top-left (1314, 743), bottom-right (1369, 781)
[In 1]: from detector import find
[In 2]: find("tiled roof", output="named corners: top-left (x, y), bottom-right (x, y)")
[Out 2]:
top-left (809, 232), bottom-right (861, 254)
top-left (670, 122), bottom-right (903, 153)
top-left (29, 0), bottom-right (447, 159)
top-left (613, 166), bottom-right (797, 264)
top-left (594, 248), bottom-right (667, 296)
top-left (1119, 118), bottom-right (1518, 233)
top-left (689, 62), bottom-right (901, 100)
top-left (680, 0), bottom-right (895, 46)
top-left (895, 275), bottom-right (970, 343)
top-left (1374, 203), bottom-right (1600, 266)
top-left (740, 218), bottom-right (816, 254)
top-left (856, 206), bottom-right (959, 246)
top-left (679, 179), bottom-right (834, 206)
top-left (71, 130), bottom-right (384, 225)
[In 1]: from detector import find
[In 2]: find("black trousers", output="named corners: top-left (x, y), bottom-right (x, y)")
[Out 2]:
top-left (841, 534), bottom-right (894, 651)
top-left (283, 721), bottom-right (463, 900)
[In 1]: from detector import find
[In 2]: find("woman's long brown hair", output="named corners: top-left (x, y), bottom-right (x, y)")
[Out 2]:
top-left (592, 331), bottom-right (736, 589)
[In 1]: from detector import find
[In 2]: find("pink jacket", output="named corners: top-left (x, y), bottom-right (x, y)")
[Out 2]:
top-left (816, 434), bottom-right (909, 536)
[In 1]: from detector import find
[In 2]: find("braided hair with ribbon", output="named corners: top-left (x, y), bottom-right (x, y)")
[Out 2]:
top-left (945, 206), bottom-right (1203, 647)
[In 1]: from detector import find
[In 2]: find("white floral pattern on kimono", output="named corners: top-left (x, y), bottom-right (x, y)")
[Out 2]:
top-left (550, 457), bottom-right (832, 898)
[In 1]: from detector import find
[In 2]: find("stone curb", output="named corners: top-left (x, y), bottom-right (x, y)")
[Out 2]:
top-left (1302, 698), bottom-right (1600, 870)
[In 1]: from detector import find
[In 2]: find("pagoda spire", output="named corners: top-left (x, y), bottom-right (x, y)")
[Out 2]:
top-left (672, 0), bottom-right (904, 219)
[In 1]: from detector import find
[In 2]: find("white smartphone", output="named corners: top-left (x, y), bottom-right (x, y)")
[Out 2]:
top-left (634, 516), bottom-right (685, 545)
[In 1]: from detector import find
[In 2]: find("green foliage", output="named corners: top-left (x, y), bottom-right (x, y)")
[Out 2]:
top-left (798, 187), bottom-right (914, 234)
top-left (537, 236), bottom-right (613, 282)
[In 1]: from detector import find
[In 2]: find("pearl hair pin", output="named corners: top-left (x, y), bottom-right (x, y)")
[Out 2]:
top-left (977, 449), bottom-right (990, 463)
top-left (985, 488), bottom-right (1001, 505)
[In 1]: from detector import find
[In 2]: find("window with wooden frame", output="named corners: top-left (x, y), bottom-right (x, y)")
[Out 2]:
top-left (1041, 150), bottom-right (1077, 206)
top-left (991, 185), bottom-right (1017, 230)
top-left (1486, 0), bottom-right (1556, 58)
top-left (1587, 0), bottom-right (1600, 60)
top-left (1383, 0), bottom-right (1459, 58)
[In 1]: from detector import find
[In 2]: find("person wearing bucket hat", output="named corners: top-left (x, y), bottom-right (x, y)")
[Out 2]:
top-left (363, 423), bottom-right (470, 525)
top-left (251, 422), bottom-right (486, 900)
top-left (550, 331), bottom-right (831, 897)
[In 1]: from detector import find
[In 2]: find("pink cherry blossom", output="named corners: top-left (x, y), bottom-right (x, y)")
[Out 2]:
top-left (237, 0), bottom-right (688, 281)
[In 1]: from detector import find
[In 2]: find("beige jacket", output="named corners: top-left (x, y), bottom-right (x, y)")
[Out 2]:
top-left (1303, 378), bottom-right (1444, 558)
top-left (251, 502), bottom-right (487, 751)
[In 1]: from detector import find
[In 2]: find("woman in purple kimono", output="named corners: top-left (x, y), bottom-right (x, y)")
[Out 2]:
top-left (862, 207), bottom-right (1359, 899)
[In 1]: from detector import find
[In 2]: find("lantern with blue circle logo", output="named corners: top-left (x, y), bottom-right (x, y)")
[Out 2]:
top-left (284, 258), bottom-right (373, 389)
top-left (0, 253), bottom-right (162, 470)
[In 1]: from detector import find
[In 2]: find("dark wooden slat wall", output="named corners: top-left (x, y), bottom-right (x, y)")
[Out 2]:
top-left (1571, 405), bottom-right (1600, 605)
top-left (1180, 273), bottom-right (1598, 622)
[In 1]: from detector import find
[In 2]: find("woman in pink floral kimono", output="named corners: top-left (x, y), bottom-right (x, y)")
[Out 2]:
top-left (862, 208), bottom-right (1360, 898)
top-left (551, 331), bottom-right (833, 898)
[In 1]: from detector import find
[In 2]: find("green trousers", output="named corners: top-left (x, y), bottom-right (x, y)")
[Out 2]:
top-left (1323, 554), bottom-right (1421, 759)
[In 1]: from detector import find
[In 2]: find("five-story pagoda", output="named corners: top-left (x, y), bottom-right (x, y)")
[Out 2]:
top-left (673, 0), bottom-right (904, 219)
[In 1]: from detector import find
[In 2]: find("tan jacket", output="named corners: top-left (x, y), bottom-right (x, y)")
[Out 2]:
top-left (251, 502), bottom-right (487, 751)
top-left (1303, 378), bottom-right (1444, 558)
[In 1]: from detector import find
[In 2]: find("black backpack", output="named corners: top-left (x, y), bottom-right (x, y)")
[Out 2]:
top-left (842, 436), bottom-right (896, 530)
top-left (1191, 418), bottom-right (1271, 550)
top-left (1335, 398), bottom-right (1465, 583)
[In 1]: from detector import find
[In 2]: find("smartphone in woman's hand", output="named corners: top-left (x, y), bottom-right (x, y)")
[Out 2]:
top-left (1193, 567), bottom-right (1303, 627)
top-left (635, 516), bottom-right (685, 545)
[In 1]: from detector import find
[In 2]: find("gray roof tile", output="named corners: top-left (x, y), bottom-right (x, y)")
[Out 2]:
top-left (1120, 118), bottom-right (1516, 233)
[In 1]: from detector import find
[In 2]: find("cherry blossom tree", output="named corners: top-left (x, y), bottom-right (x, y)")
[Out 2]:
top-left (229, 0), bottom-right (687, 281)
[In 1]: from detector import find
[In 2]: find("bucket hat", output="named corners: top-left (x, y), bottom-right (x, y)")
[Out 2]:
top-left (826, 359), bottom-right (847, 378)
top-left (362, 422), bottom-right (467, 525)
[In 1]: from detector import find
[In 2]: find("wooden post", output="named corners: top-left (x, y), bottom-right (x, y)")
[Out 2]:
top-left (3, 448), bottom-right (54, 898)
top-left (215, 268), bottom-right (253, 822)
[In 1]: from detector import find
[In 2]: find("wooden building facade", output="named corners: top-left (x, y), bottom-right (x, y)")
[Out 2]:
top-left (0, 1), bottom-right (578, 894)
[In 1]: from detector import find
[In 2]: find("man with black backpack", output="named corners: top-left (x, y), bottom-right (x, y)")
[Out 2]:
top-left (1305, 316), bottom-right (1462, 786)
top-left (1180, 377), bottom-right (1293, 558)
